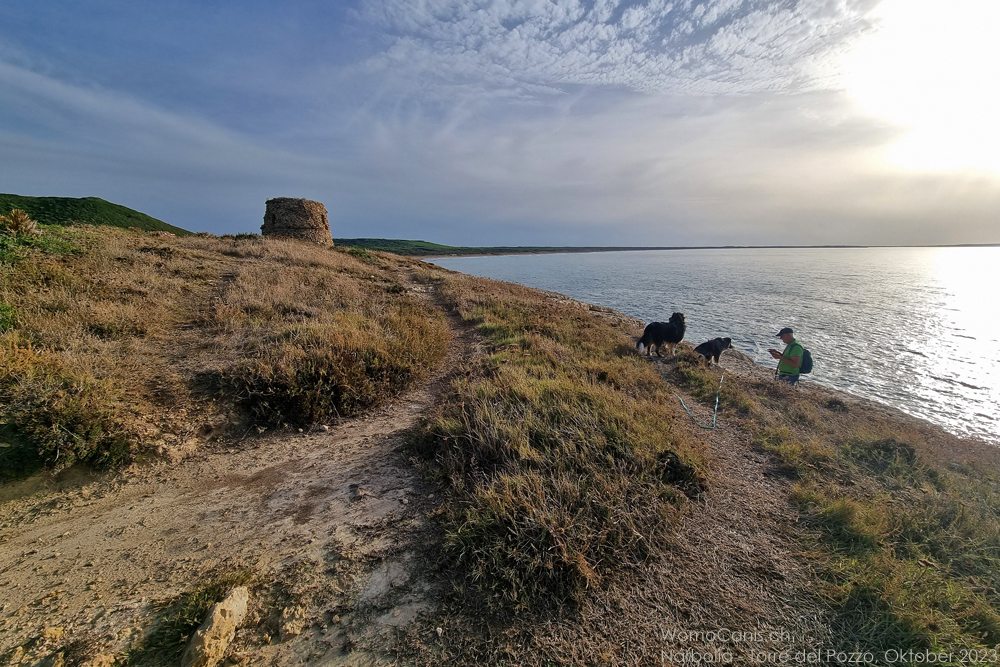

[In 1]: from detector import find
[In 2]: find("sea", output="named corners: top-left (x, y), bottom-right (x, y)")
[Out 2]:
top-left (430, 247), bottom-right (1000, 445)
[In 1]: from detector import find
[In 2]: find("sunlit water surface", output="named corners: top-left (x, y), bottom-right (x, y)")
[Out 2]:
top-left (432, 247), bottom-right (1000, 444)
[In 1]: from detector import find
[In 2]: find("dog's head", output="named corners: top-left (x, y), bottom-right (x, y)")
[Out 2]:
top-left (669, 312), bottom-right (685, 325)
top-left (636, 340), bottom-right (645, 353)
top-left (721, 337), bottom-right (732, 350)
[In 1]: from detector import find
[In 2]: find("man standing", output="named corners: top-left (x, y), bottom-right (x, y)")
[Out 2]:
top-left (768, 327), bottom-right (803, 386)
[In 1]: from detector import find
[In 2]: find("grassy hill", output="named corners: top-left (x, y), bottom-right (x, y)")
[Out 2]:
top-left (333, 237), bottom-right (678, 256)
top-left (4, 224), bottom-right (1000, 664)
top-left (0, 226), bottom-right (446, 476)
top-left (0, 194), bottom-right (190, 235)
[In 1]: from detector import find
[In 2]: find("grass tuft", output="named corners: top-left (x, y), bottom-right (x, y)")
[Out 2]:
top-left (0, 208), bottom-right (39, 235)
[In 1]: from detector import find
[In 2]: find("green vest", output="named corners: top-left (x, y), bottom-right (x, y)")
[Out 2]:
top-left (778, 339), bottom-right (804, 375)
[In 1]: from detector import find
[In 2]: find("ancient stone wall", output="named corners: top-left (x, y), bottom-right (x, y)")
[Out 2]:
top-left (261, 198), bottom-right (330, 243)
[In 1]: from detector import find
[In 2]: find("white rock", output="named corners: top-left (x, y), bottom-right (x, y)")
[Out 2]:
top-left (180, 586), bottom-right (250, 667)
top-left (280, 605), bottom-right (307, 640)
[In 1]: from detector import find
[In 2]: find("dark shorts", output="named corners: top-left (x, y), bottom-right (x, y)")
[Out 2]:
top-left (778, 373), bottom-right (800, 386)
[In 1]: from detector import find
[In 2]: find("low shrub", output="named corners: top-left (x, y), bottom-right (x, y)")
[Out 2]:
top-left (225, 301), bottom-right (449, 425)
top-left (0, 424), bottom-right (46, 482)
top-left (0, 208), bottom-right (38, 235)
top-left (0, 335), bottom-right (136, 470)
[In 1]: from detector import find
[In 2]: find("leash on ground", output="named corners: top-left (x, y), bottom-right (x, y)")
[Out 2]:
top-left (654, 358), bottom-right (724, 431)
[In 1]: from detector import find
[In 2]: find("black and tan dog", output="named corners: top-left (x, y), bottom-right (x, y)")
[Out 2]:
top-left (693, 337), bottom-right (732, 366)
top-left (637, 312), bottom-right (686, 357)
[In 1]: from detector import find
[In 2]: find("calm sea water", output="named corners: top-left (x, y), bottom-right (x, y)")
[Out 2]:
top-left (431, 247), bottom-right (1000, 444)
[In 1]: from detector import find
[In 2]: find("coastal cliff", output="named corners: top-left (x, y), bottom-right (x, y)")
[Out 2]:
top-left (2, 225), bottom-right (998, 666)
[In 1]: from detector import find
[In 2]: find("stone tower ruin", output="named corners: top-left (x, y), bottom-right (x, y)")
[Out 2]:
top-left (261, 198), bottom-right (331, 243)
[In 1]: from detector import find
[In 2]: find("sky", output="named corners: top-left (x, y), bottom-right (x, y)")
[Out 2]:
top-left (1, 0), bottom-right (998, 245)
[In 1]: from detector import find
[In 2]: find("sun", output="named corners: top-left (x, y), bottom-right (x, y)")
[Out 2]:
top-left (843, 0), bottom-right (1000, 173)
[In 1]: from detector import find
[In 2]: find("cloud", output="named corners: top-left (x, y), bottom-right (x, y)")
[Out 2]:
top-left (355, 0), bottom-right (878, 104)
top-left (1, 1), bottom-right (997, 245)
top-left (4, 53), bottom-right (997, 246)
top-left (318, 85), bottom-right (1000, 246)
top-left (0, 59), bottom-right (368, 229)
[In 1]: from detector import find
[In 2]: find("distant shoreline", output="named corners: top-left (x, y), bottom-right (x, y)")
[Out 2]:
top-left (418, 246), bottom-right (863, 259)
top-left (421, 244), bottom-right (1000, 259)
top-left (334, 238), bottom-right (1000, 258)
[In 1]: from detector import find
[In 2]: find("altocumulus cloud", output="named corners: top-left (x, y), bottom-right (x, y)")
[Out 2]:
top-left (357, 0), bottom-right (876, 100)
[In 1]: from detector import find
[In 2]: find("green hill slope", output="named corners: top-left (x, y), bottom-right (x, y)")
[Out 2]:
top-left (0, 194), bottom-right (190, 235)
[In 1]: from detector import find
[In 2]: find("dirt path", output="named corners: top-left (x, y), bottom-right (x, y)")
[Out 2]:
top-left (591, 351), bottom-right (831, 662)
top-left (0, 285), bottom-right (477, 666)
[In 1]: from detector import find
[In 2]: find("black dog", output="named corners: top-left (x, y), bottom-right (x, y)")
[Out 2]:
top-left (693, 337), bottom-right (732, 365)
top-left (637, 313), bottom-right (686, 357)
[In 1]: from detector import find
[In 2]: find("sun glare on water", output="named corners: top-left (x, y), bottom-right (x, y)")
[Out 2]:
top-left (845, 0), bottom-right (1000, 173)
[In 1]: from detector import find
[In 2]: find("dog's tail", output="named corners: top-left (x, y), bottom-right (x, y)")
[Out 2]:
top-left (637, 341), bottom-right (645, 354)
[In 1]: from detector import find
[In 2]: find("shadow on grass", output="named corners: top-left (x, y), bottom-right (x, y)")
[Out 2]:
top-left (0, 423), bottom-right (46, 484)
top-left (124, 568), bottom-right (257, 667)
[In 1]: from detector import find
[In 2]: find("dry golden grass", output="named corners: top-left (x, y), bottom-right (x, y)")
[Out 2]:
top-left (0, 226), bottom-right (449, 475)
top-left (413, 272), bottom-right (707, 615)
top-left (0, 209), bottom-right (38, 236)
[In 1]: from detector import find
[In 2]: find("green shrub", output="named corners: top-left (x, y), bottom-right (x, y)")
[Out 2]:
top-left (0, 335), bottom-right (136, 470)
top-left (0, 303), bottom-right (17, 332)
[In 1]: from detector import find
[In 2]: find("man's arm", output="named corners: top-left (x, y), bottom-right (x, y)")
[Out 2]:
top-left (768, 347), bottom-right (802, 368)
top-left (782, 344), bottom-right (803, 368)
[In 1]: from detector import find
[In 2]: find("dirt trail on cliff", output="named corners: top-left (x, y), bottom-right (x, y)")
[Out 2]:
top-left (2, 280), bottom-right (833, 667)
top-left (575, 359), bottom-right (833, 662)
top-left (501, 411), bottom-right (832, 664)
top-left (0, 277), bottom-right (478, 667)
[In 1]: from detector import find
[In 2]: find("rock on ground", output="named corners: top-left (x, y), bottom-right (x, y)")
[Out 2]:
top-left (181, 586), bottom-right (250, 667)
